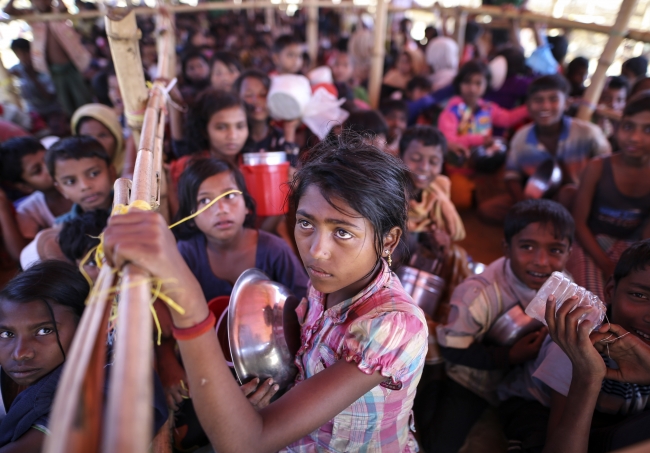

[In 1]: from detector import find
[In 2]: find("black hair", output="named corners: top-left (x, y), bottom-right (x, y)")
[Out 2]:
top-left (622, 56), bottom-right (649, 78)
top-left (181, 49), bottom-right (210, 81)
top-left (504, 199), bottom-right (575, 245)
top-left (0, 260), bottom-right (89, 361)
top-left (399, 125), bottom-right (447, 158)
top-left (45, 136), bottom-right (110, 178)
top-left (623, 90), bottom-right (650, 117)
top-left (273, 34), bottom-right (302, 54)
top-left (527, 74), bottom-right (570, 98)
top-left (629, 77), bottom-right (650, 98)
top-left (0, 136), bottom-right (45, 184)
top-left (233, 69), bottom-right (271, 95)
top-left (186, 88), bottom-right (247, 154)
top-left (59, 209), bottom-right (110, 263)
top-left (547, 35), bottom-right (568, 65)
top-left (605, 75), bottom-right (630, 93)
top-left (406, 75), bottom-right (431, 94)
top-left (174, 157), bottom-right (256, 239)
top-left (380, 99), bottom-right (408, 116)
top-left (10, 38), bottom-right (30, 53)
top-left (567, 56), bottom-right (589, 76)
top-left (497, 48), bottom-right (527, 78)
top-left (464, 21), bottom-right (483, 44)
top-left (491, 29), bottom-right (509, 49)
top-left (453, 60), bottom-right (491, 94)
top-left (613, 239), bottom-right (650, 285)
top-left (342, 110), bottom-right (388, 138)
top-left (211, 51), bottom-right (243, 74)
top-left (288, 132), bottom-right (412, 261)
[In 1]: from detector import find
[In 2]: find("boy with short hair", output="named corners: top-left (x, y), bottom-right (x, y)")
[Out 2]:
top-left (59, 209), bottom-right (109, 283)
top-left (380, 100), bottom-right (408, 156)
top-left (418, 199), bottom-right (574, 453)
top-left (20, 136), bottom-right (115, 269)
top-left (480, 75), bottom-right (611, 223)
top-left (502, 239), bottom-right (650, 452)
top-left (272, 34), bottom-right (304, 75)
top-left (621, 56), bottom-right (648, 87)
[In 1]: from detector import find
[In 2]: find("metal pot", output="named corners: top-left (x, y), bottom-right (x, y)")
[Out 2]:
top-left (228, 269), bottom-right (301, 391)
top-left (395, 266), bottom-right (446, 318)
top-left (524, 159), bottom-right (563, 199)
top-left (485, 304), bottom-right (543, 346)
top-left (242, 151), bottom-right (287, 166)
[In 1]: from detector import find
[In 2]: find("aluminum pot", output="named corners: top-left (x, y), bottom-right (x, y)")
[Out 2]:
top-left (485, 304), bottom-right (543, 346)
top-left (242, 151), bottom-right (287, 166)
top-left (524, 158), bottom-right (563, 199)
top-left (228, 269), bottom-right (301, 391)
top-left (395, 266), bottom-right (446, 318)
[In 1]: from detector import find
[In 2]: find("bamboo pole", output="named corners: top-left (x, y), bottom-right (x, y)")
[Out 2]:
top-left (454, 9), bottom-right (468, 65)
top-left (307, 4), bottom-right (319, 70)
top-left (577, 0), bottom-right (639, 121)
top-left (368, 0), bottom-right (388, 109)
top-left (105, 8), bottom-right (149, 139)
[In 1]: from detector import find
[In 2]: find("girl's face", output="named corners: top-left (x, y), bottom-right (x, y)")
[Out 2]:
top-left (0, 299), bottom-right (78, 386)
top-left (186, 57), bottom-right (210, 84)
top-left (211, 60), bottom-right (240, 91)
top-left (397, 53), bottom-right (412, 75)
top-left (239, 77), bottom-right (269, 123)
top-left (606, 267), bottom-right (650, 345)
top-left (295, 185), bottom-right (401, 305)
top-left (78, 119), bottom-right (117, 159)
top-left (207, 106), bottom-right (249, 160)
top-left (616, 111), bottom-right (650, 160)
top-left (402, 141), bottom-right (444, 190)
top-left (194, 171), bottom-right (247, 243)
top-left (460, 73), bottom-right (487, 106)
top-left (331, 53), bottom-right (352, 83)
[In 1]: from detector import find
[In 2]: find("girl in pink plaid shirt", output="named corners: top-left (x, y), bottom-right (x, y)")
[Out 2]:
top-left (103, 135), bottom-right (428, 452)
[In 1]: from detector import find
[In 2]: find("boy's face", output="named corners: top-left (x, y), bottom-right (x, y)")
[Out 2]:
top-left (460, 74), bottom-right (487, 107)
top-left (273, 44), bottom-right (303, 74)
top-left (600, 87), bottom-right (627, 112)
top-left (12, 49), bottom-right (31, 68)
top-left (54, 157), bottom-right (115, 212)
top-left (402, 141), bottom-right (444, 190)
top-left (409, 87), bottom-right (429, 101)
top-left (384, 110), bottom-right (407, 142)
top-left (20, 150), bottom-right (54, 193)
top-left (606, 267), bottom-right (650, 345)
top-left (504, 222), bottom-right (572, 290)
top-left (527, 89), bottom-right (566, 128)
top-left (615, 111), bottom-right (650, 159)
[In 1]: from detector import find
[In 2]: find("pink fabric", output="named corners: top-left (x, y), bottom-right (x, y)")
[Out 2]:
top-left (282, 261), bottom-right (427, 452)
top-left (438, 96), bottom-right (529, 148)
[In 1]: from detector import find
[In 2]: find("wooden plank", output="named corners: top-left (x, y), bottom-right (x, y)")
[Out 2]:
top-left (368, 0), bottom-right (389, 109)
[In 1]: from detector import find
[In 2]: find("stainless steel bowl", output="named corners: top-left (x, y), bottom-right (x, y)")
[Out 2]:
top-left (485, 304), bottom-right (543, 346)
top-left (242, 151), bottom-right (287, 166)
top-left (228, 269), bottom-right (301, 391)
top-left (395, 266), bottom-right (445, 318)
top-left (524, 159), bottom-right (563, 199)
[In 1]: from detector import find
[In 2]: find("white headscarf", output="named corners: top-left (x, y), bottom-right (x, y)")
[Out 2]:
top-left (425, 37), bottom-right (459, 91)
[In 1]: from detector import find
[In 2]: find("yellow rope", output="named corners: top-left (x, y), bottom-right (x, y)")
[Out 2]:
top-left (168, 189), bottom-right (242, 229)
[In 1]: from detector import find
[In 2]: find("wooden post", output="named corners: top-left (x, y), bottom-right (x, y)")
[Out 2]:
top-left (368, 0), bottom-right (389, 109)
top-left (105, 8), bottom-right (149, 140)
top-left (306, 5), bottom-right (319, 69)
top-left (454, 9), bottom-right (468, 65)
top-left (265, 7), bottom-right (275, 30)
top-left (577, 0), bottom-right (639, 121)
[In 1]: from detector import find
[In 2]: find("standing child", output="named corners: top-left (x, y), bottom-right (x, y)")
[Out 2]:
top-left (570, 92), bottom-right (650, 300)
top-left (272, 35), bottom-right (304, 75)
top-left (103, 136), bottom-right (428, 452)
top-left (0, 261), bottom-right (88, 452)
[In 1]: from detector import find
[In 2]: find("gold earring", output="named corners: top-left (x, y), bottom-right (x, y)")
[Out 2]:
top-left (385, 250), bottom-right (392, 267)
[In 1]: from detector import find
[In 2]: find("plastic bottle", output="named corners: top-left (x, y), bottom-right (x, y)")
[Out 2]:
top-left (525, 272), bottom-right (606, 331)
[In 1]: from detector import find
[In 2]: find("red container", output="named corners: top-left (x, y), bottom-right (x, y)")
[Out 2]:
top-left (240, 162), bottom-right (290, 217)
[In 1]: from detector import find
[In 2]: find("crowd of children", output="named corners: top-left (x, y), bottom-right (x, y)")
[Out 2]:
top-left (0, 2), bottom-right (648, 452)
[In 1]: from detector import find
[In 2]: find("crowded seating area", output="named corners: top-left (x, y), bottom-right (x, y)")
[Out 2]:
top-left (0, 0), bottom-right (648, 452)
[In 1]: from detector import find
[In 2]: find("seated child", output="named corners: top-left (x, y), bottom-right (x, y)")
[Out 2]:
top-left (342, 110), bottom-right (389, 152)
top-left (419, 199), bottom-right (573, 453)
top-left (621, 56), bottom-right (648, 88)
top-left (383, 52), bottom-right (415, 92)
top-left (570, 92), bottom-right (650, 300)
top-left (210, 51), bottom-right (242, 92)
top-left (511, 239), bottom-right (650, 453)
top-left (58, 209), bottom-right (109, 283)
top-left (482, 75), bottom-right (611, 223)
top-left (380, 100), bottom-right (408, 157)
top-left (20, 136), bottom-right (115, 269)
top-left (272, 34), bottom-right (304, 75)
top-left (0, 260), bottom-right (89, 452)
top-left (399, 125), bottom-right (469, 309)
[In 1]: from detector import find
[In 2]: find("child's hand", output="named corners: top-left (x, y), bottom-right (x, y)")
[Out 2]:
top-left (165, 377), bottom-right (190, 412)
top-left (426, 225), bottom-right (451, 255)
top-left (508, 327), bottom-right (547, 365)
top-left (283, 119), bottom-right (301, 144)
top-left (592, 323), bottom-right (650, 385)
top-left (240, 377), bottom-right (279, 411)
top-left (545, 295), bottom-right (606, 383)
top-left (447, 142), bottom-right (470, 159)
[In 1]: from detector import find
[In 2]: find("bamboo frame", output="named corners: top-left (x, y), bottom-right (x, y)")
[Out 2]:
top-left (306, 5), bottom-right (319, 70)
top-left (368, 0), bottom-right (388, 109)
top-left (577, 0), bottom-right (639, 120)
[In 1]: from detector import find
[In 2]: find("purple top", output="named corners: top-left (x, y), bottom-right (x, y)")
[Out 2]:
top-left (177, 230), bottom-right (309, 301)
top-left (484, 75), bottom-right (534, 110)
